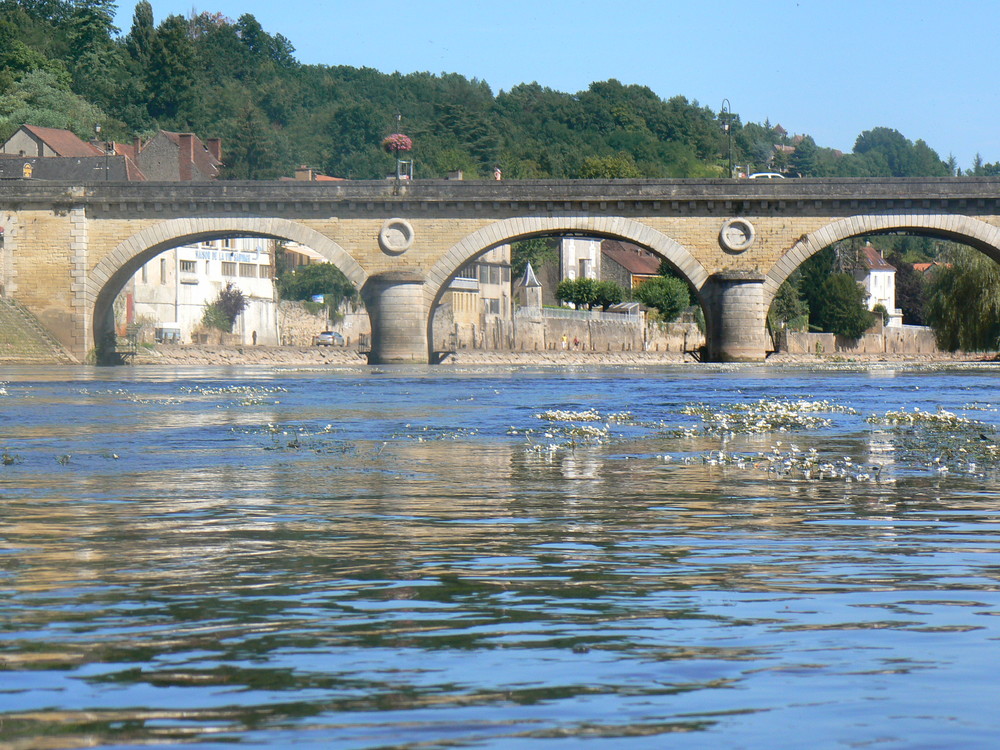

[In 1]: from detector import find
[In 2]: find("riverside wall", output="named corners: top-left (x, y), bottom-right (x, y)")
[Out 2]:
top-left (779, 326), bottom-right (940, 356)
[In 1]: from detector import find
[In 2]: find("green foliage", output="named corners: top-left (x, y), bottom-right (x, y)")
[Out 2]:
top-left (202, 282), bottom-right (248, 332)
top-left (812, 273), bottom-right (875, 338)
top-left (0, 3), bottom-right (971, 179)
top-left (852, 127), bottom-right (949, 177)
top-left (634, 276), bottom-right (689, 322)
top-left (578, 151), bottom-right (642, 178)
top-left (510, 237), bottom-right (558, 280)
top-left (885, 251), bottom-right (927, 325)
top-left (925, 247), bottom-right (1000, 351)
top-left (276, 263), bottom-right (357, 310)
top-left (556, 277), bottom-right (599, 308)
top-left (0, 68), bottom-right (115, 140)
top-left (872, 303), bottom-right (889, 325)
top-left (768, 276), bottom-right (809, 331)
top-left (594, 280), bottom-right (625, 310)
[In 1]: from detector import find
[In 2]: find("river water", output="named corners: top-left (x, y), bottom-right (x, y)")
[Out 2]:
top-left (2, 363), bottom-right (999, 749)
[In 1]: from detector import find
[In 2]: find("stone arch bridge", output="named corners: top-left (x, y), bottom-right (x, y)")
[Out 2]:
top-left (2, 177), bottom-right (1000, 363)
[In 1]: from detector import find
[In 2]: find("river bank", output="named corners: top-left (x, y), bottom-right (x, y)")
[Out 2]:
top-left (125, 344), bottom-right (999, 367)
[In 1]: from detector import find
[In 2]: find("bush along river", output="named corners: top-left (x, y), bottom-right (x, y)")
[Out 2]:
top-left (1, 362), bottom-right (1000, 748)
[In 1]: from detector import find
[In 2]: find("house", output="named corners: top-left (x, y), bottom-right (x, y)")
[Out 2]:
top-left (0, 154), bottom-right (145, 181)
top-left (559, 237), bottom-right (602, 282)
top-left (601, 240), bottom-right (661, 289)
top-left (281, 166), bottom-right (344, 182)
top-left (854, 243), bottom-right (903, 327)
top-left (1, 124), bottom-right (104, 158)
top-left (125, 237), bottom-right (279, 345)
top-left (135, 130), bottom-right (222, 181)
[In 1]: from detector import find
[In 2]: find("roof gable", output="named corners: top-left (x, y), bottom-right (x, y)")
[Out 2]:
top-left (20, 125), bottom-right (103, 157)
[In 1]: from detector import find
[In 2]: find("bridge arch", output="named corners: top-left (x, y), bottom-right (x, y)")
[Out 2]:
top-left (425, 216), bottom-right (709, 309)
top-left (423, 216), bottom-right (710, 355)
top-left (764, 213), bottom-right (1000, 305)
top-left (86, 217), bottom-right (368, 355)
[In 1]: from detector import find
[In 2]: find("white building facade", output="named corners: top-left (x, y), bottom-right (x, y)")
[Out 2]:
top-left (123, 238), bottom-right (279, 345)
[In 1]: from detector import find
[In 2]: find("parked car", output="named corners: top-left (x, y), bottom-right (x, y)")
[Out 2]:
top-left (313, 331), bottom-right (345, 346)
top-left (748, 172), bottom-right (785, 179)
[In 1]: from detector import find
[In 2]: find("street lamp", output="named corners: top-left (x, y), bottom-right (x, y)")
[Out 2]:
top-left (721, 99), bottom-right (733, 178)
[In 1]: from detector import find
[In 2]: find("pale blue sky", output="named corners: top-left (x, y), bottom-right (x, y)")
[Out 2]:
top-left (113, 0), bottom-right (999, 171)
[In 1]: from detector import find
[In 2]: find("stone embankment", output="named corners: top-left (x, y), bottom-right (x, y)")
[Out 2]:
top-left (127, 344), bottom-right (997, 367)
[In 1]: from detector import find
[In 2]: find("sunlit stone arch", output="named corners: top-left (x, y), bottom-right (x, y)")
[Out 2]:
top-left (424, 215), bottom-right (710, 311)
top-left (764, 213), bottom-right (1000, 306)
top-left (86, 216), bottom-right (368, 352)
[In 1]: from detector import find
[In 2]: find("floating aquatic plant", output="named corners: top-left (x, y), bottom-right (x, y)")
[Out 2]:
top-left (680, 398), bottom-right (857, 435)
top-left (866, 406), bottom-right (994, 433)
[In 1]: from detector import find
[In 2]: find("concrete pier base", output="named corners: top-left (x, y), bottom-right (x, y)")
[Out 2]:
top-left (705, 271), bottom-right (768, 362)
top-left (362, 270), bottom-right (429, 364)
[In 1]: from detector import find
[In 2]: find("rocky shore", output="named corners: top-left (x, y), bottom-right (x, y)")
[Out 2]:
top-left (127, 344), bottom-right (997, 367)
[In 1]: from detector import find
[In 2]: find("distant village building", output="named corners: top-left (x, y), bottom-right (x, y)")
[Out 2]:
top-left (854, 243), bottom-right (903, 327)
top-left (559, 237), bottom-right (602, 282)
top-left (126, 237), bottom-right (278, 345)
top-left (601, 240), bottom-right (661, 289)
top-left (135, 131), bottom-right (222, 181)
top-left (443, 244), bottom-right (512, 344)
top-left (0, 124), bottom-right (302, 345)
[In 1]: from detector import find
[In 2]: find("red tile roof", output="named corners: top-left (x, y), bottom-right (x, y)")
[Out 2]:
top-left (860, 245), bottom-right (895, 271)
top-left (601, 240), bottom-right (662, 276)
top-left (21, 124), bottom-right (103, 157)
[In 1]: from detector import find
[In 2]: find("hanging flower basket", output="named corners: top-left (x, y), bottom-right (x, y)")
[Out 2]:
top-left (382, 133), bottom-right (412, 154)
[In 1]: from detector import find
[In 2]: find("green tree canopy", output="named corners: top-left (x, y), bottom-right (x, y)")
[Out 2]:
top-left (925, 247), bottom-right (1000, 351)
top-left (276, 262), bottom-right (358, 310)
top-left (634, 275), bottom-right (689, 321)
top-left (812, 273), bottom-right (875, 338)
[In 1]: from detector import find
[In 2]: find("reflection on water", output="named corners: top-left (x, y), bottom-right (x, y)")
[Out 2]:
top-left (2, 364), bottom-right (1000, 748)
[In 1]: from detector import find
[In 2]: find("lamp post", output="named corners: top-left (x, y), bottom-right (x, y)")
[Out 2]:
top-left (721, 99), bottom-right (733, 178)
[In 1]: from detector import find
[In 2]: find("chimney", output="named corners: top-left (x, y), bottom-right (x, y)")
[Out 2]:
top-left (206, 138), bottom-right (222, 162)
top-left (295, 165), bottom-right (314, 181)
top-left (178, 133), bottom-right (193, 181)
top-left (133, 137), bottom-right (142, 155)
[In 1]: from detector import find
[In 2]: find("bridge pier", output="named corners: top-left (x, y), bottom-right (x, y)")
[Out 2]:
top-left (705, 271), bottom-right (769, 362)
top-left (362, 270), bottom-right (429, 364)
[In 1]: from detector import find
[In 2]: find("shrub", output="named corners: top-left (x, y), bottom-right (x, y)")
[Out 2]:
top-left (202, 282), bottom-right (248, 332)
top-left (634, 276), bottom-right (689, 321)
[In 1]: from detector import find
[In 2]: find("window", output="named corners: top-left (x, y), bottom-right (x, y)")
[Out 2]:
top-left (141, 264), bottom-right (147, 284)
top-left (179, 260), bottom-right (197, 273)
top-left (578, 258), bottom-right (590, 279)
top-left (483, 298), bottom-right (501, 315)
top-left (258, 265), bottom-right (271, 278)
top-left (160, 258), bottom-right (167, 285)
top-left (221, 261), bottom-right (237, 277)
top-left (239, 263), bottom-right (256, 278)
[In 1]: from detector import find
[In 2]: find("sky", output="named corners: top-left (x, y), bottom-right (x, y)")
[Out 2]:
top-left (113, 0), bottom-right (1000, 171)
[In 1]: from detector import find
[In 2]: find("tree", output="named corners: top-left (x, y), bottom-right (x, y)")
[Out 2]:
top-left (578, 151), bottom-right (642, 178)
top-left (634, 276), bottom-right (689, 321)
top-left (789, 135), bottom-right (818, 176)
top-left (768, 275), bottom-right (809, 331)
top-left (510, 237), bottom-right (558, 280)
top-left (925, 247), bottom-right (1000, 351)
top-left (0, 68), bottom-right (114, 139)
top-left (276, 262), bottom-right (357, 311)
top-left (812, 273), bottom-right (874, 338)
top-left (202, 282), bottom-right (248, 332)
top-left (594, 280), bottom-right (625, 310)
top-left (556, 277), bottom-right (599, 308)
top-left (146, 14), bottom-right (196, 123)
top-left (886, 251), bottom-right (927, 325)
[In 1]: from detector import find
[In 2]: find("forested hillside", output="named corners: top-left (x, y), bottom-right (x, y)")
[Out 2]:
top-left (1, 0), bottom-right (991, 180)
